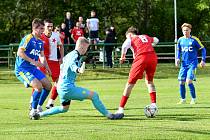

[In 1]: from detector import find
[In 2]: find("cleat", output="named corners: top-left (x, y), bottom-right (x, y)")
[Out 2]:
top-left (108, 113), bottom-right (124, 120)
top-left (29, 112), bottom-right (40, 120)
top-left (46, 104), bottom-right (54, 109)
top-left (177, 100), bottom-right (186, 104)
top-left (190, 100), bottom-right (196, 104)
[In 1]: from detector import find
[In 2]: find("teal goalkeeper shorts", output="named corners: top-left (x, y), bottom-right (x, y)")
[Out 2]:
top-left (57, 85), bottom-right (94, 104)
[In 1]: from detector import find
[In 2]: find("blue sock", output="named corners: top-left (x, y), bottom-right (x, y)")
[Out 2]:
top-left (32, 90), bottom-right (41, 109)
top-left (188, 83), bottom-right (196, 99)
top-left (38, 88), bottom-right (50, 106)
top-left (92, 92), bottom-right (109, 116)
top-left (180, 84), bottom-right (186, 99)
top-left (40, 106), bottom-right (68, 117)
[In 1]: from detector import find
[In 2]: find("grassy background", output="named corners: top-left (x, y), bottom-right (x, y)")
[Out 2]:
top-left (0, 63), bottom-right (210, 140)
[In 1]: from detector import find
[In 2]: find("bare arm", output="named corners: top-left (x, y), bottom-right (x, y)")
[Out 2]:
top-left (39, 51), bottom-right (51, 75)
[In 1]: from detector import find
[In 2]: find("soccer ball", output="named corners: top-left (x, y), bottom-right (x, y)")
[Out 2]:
top-left (144, 105), bottom-right (158, 118)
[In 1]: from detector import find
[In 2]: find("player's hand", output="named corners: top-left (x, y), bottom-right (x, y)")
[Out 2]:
top-left (78, 62), bottom-right (85, 73)
top-left (33, 61), bottom-right (44, 68)
top-left (175, 59), bottom-right (180, 67)
top-left (120, 57), bottom-right (126, 64)
top-left (200, 60), bottom-right (205, 68)
top-left (59, 58), bottom-right (63, 64)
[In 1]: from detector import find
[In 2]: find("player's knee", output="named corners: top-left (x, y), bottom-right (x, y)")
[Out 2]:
top-left (91, 92), bottom-right (99, 101)
top-left (31, 81), bottom-right (42, 92)
top-left (126, 83), bottom-right (135, 90)
top-left (179, 81), bottom-right (185, 85)
top-left (147, 83), bottom-right (156, 92)
top-left (186, 79), bottom-right (193, 85)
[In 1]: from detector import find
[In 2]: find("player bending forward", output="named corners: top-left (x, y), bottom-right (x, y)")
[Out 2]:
top-left (31, 37), bottom-right (124, 120)
top-left (115, 26), bottom-right (159, 117)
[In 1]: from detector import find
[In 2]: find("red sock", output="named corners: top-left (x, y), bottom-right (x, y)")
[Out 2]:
top-left (50, 86), bottom-right (58, 100)
top-left (150, 92), bottom-right (156, 103)
top-left (119, 96), bottom-right (129, 108)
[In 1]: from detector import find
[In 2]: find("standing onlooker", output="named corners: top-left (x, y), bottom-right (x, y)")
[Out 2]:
top-left (86, 10), bottom-right (99, 50)
top-left (78, 16), bottom-right (88, 37)
top-left (71, 22), bottom-right (84, 43)
top-left (64, 12), bottom-right (74, 46)
top-left (176, 23), bottom-right (206, 104)
top-left (104, 26), bottom-right (117, 68)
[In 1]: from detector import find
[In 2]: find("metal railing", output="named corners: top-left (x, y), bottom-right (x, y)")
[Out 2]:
top-left (0, 42), bottom-right (176, 69)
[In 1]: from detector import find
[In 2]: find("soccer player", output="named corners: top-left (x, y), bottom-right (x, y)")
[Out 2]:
top-left (176, 23), bottom-right (206, 104)
top-left (40, 19), bottom-right (64, 110)
top-left (15, 18), bottom-right (52, 119)
top-left (115, 26), bottom-right (159, 116)
top-left (36, 37), bottom-right (124, 120)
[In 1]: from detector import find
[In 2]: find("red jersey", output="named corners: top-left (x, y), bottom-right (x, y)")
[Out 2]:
top-left (121, 35), bottom-right (155, 58)
top-left (71, 27), bottom-right (84, 42)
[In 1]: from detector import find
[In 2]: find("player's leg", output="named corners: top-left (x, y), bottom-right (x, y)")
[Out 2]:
top-left (145, 53), bottom-right (157, 107)
top-left (39, 101), bottom-right (70, 118)
top-left (186, 67), bottom-right (196, 104)
top-left (46, 61), bottom-right (60, 109)
top-left (116, 57), bottom-right (145, 114)
top-left (178, 67), bottom-right (187, 104)
top-left (33, 69), bottom-right (52, 112)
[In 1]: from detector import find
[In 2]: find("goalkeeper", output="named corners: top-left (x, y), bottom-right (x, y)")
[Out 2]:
top-left (33, 37), bottom-right (123, 120)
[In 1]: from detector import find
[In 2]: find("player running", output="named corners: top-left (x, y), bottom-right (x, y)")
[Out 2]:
top-left (115, 26), bottom-right (159, 117)
top-left (15, 18), bottom-right (52, 119)
top-left (176, 23), bottom-right (206, 104)
top-left (33, 37), bottom-right (124, 120)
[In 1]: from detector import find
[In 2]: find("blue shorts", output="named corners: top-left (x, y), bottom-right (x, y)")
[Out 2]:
top-left (15, 68), bottom-right (46, 86)
top-left (57, 85), bottom-right (94, 104)
top-left (178, 65), bottom-right (196, 81)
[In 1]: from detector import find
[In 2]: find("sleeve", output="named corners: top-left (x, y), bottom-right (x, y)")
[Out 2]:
top-left (152, 37), bottom-right (159, 46)
top-left (192, 36), bottom-right (204, 49)
top-left (19, 35), bottom-right (31, 51)
top-left (121, 38), bottom-right (132, 55)
top-left (69, 53), bottom-right (80, 73)
top-left (56, 34), bottom-right (62, 46)
top-left (176, 39), bottom-right (181, 59)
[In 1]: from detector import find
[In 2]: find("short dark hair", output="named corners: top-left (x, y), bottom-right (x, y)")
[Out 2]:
top-left (126, 26), bottom-right (138, 35)
top-left (32, 18), bottom-right (44, 29)
top-left (44, 19), bottom-right (53, 24)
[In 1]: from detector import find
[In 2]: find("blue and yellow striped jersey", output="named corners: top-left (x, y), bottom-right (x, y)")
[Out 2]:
top-left (15, 34), bottom-right (44, 71)
top-left (177, 36), bottom-right (204, 66)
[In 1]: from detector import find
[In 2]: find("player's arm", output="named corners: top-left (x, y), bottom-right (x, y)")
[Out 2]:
top-left (152, 37), bottom-right (159, 46)
top-left (39, 51), bottom-right (52, 75)
top-left (17, 44), bottom-right (44, 68)
top-left (120, 38), bottom-right (131, 64)
top-left (69, 54), bottom-right (85, 74)
top-left (57, 36), bottom-right (64, 64)
top-left (175, 40), bottom-right (181, 67)
top-left (193, 36), bottom-right (206, 67)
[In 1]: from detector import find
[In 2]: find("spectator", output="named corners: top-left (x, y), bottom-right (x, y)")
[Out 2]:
top-left (71, 22), bottom-right (84, 43)
top-left (86, 10), bottom-right (99, 50)
top-left (64, 12), bottom-right (74, 45)
top-left (104, 26), bottom-right (117, 68)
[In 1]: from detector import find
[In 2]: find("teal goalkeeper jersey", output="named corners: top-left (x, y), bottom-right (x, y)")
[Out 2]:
top-left (58, 50), bottom-right (82, 89)
top-left (177, 36), bottom-right (204, 66)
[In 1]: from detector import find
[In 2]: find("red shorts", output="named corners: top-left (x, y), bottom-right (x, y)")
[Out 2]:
top-left (128, 53), bottom-right (157, 84)
top-left (39, 60), bottom-right (60, 82)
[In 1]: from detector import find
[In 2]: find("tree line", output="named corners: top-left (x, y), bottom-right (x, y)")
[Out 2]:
top-left (0, 0), bottom-right (210, 45)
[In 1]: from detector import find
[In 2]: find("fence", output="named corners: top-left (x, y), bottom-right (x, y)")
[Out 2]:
top-left (0, 42), bottom-right (178, 69)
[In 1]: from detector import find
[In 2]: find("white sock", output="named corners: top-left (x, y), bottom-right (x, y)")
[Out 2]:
top-left (47, 99), bottom-right (55, 106)
top-left (29, 96), bottom-right (33, 104)
top-left (117, 107), bottom-right (124, 114)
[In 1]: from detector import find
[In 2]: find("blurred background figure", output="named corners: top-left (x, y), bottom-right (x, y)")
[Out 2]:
top-left (104, 26), bottom-right (117, 68)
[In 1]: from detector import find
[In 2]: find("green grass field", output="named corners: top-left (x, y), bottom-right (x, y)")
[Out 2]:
top-left (0, 64), bottom-right (210, 140)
